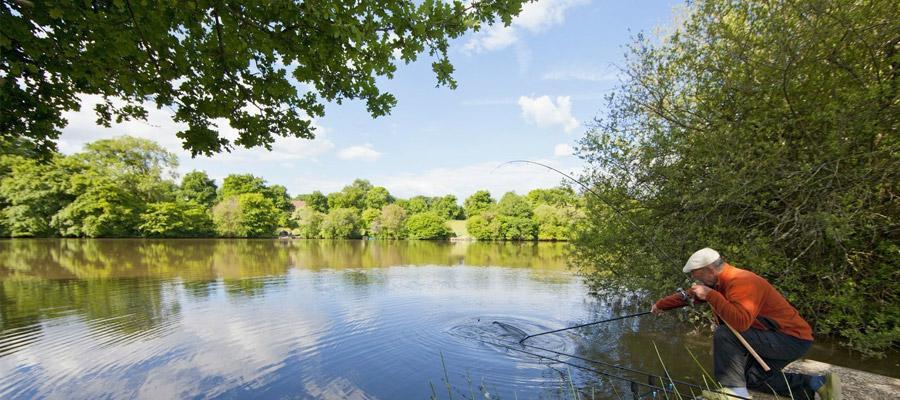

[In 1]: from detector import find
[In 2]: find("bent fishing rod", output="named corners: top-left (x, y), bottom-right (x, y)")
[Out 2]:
top-left (490, 340), bottom-right (696, 398)
top-left (468, 334), bottom-right (752, 400)
top-left (499, 160), bottom-right (771, 372)
top-left (497, 160), bottom-right (680, 273)
top-left (514, 311), bottom-right (650, 344)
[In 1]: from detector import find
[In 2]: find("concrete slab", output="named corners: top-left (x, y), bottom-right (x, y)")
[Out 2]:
top-left (752, 359), bottom-right (900, 400)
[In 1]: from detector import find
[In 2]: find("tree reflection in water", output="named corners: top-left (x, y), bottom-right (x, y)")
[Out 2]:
top-left (0, 239), bottom-right (570, 357)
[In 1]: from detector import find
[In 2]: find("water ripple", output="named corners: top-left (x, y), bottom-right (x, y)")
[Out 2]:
top-left (0, 246), bottom-right (598, 399)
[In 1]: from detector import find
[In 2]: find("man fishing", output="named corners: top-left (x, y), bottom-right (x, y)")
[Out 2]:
top-left (650, 248), bottom-right (841, 400)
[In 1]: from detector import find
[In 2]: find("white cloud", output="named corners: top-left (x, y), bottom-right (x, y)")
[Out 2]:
top-left (463, 25), bottom-right (518, 53)
top-left (553, 143), bottom-right (573, 157)
top-left (289, 175), bottom-right (347, 195)
top-left (380, 159), bottom-right (580, 199)
top-left (58, 95), bottom-right (334, 167)
top-left (515, 0), bottom-right (588, 32)
top-left (464, 0), bottom-right (589, 53)
top-left (0, 279), bottom-right (331, 400)
top-left (236, 131), bottom-right (334, 162)
top-left (337, 144), bottom-right (381, 161)
top-left (518, 95), bottom-right (579, 133)
top-left (58, 95), bottom-right (186, 155)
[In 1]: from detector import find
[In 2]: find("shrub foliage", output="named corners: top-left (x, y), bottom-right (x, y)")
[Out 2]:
top-left (572, 0), bottom-right (898, 356)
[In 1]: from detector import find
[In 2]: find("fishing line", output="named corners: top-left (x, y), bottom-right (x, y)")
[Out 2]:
top-left (464, 334), bottom-right (751, 400)
top-left (516, 311), bottom-right (651, 344)
top-left (472, 335), bottom-right (687, 396)
top-left (493, 159), bottom-right (684, 273)
top-left (485, 334), bottom-right (706, 394)
top-left (494, 159), bottom-right (774, 374)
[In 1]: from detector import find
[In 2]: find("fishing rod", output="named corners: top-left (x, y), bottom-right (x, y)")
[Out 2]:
top-left (487, 334), bottom-right (701, 390)
top-left (514, 311), bottom-right (651, 344)
top-left (475, 336), bottom-right (693, 398)
top-left (497, 160), bottom-right (683, 272)
top-left (499, 160), bottom-right (772, 372)
top-left (467, 334), bottom-right (752, 400)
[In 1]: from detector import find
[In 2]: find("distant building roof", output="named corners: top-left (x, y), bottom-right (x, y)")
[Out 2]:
top-left (291, 199), bottom-right (306, 209)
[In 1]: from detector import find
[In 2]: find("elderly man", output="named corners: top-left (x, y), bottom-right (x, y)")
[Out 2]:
top-left (651, 248), bottom-right (841, 400)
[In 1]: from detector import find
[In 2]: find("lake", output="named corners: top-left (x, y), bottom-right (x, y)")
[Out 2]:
top-left (0, 239), bottom-right (895, 399)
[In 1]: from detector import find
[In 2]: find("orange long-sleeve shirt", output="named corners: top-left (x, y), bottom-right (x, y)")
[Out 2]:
top-left (655, 263), bottom-right (813, 341)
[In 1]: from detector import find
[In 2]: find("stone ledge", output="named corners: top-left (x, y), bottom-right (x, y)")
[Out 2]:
top-left (751, 359), bottom-right (900, 400)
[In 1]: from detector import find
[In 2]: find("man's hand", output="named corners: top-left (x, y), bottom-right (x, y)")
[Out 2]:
top-left (689, 284), bottom-right (713, 300)
top-left (651, 303), bottom-right (663, 316)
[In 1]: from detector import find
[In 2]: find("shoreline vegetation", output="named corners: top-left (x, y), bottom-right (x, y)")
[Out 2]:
top-left (1, 0), bottom-right (894, 364)
top-left (0, 136), bottom-right (582, 242)
top-left (571, 0), bottom-right (897, 357)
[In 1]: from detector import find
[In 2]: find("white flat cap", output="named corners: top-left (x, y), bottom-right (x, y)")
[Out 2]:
top-left (683, 248), bottom-right (721, 273)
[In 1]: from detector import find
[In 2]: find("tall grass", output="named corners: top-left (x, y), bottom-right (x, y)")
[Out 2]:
top-left (429, 356), bottom-right (596, 400)
top-left (431, 344), bottom-right (799, 400)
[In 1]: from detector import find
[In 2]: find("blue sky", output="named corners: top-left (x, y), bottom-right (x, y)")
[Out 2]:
top-left (58, 0), bottom-right (682, 200)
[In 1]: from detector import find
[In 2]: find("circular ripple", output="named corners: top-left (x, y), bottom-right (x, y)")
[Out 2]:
top-left (445, 316), bottom-right (577, 363)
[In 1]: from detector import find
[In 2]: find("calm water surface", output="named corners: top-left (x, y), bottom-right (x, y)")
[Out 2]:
top-left (0, 239), bottom-right (895, 399)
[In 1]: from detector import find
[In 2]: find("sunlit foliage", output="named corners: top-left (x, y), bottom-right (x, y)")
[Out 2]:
top-left (573, 0), bottom-right (898, 356)
top-left (2, 0), bottom-right (530, 156)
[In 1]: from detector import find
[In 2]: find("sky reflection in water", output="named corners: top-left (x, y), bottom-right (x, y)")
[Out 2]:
top-left (0, 239), bottom-right (609, 399)
top-left (2, 239), bottom-right (892, 399)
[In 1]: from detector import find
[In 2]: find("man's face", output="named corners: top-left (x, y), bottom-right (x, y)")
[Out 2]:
top-left (690, 266), bottom-right (718, 287)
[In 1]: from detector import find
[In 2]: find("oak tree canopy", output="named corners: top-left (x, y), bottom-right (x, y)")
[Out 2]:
top-left (1, 0), bottom-right (527, 156)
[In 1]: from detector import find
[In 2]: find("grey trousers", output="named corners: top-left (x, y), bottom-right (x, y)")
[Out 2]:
top-left (713, 325), bottom-right (816, 399)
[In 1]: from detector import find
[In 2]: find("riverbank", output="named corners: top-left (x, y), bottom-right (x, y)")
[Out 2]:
top-left (754, 359), bottom-right (900, 400)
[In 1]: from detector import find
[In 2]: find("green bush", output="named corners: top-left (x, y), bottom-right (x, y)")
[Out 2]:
top-left (464, 190), bottom-right (494, 218)
top-left (365, 186), bottom-right (393, 210)
top-left (52, 178), bottom-right (143, 237)
top-left (327, 179), bottom-right (372, 210)
top-left (361, 208), bottom-right (381, 236)
top-left (139, 201), bottom-right (214, 237)
top-left (466, 209), bottom-right (539, 241)
top-left (320, 208), bottom-right (362, 239)
top-left (2, 136), bottom-right (179, 238)
top-left (303, 191), bottom-right (329, 213)
top-left (534, 204), bottom-right (580, 241)
top-left (431, 195), bottom-right (464, 220)
top-left (499, 216), bottom-right (537, 240)
top-left (212, 193), bottom-right (280, 238)
top-left (466, 214), bottom-right (493, 240)
top-left (402, 196), bottom-right (431, 215)
top-left (493, 193), bottom-right (538, 240)
top-left (291, 207), bottom-right (324, 239)
top-left (0, 155), bottom-right (71, 237)
top-left (573, 0), bottom-right (898, 356)
top-left (237, 193), bottom-right (281, 237)
top-left (497, 192), bottom-right (532, 219)
top-left (375, 204), bottom-right (407, 239)
top-left (527, 187), bottom-right (578, 208)
top-left (405, 212), bottom-right (452, 240)
top-left (179, 171), bottom-right (217, 207)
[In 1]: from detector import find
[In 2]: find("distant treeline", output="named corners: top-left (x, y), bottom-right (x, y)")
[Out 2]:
top-left (0, 136), bottom-right (581, 240)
